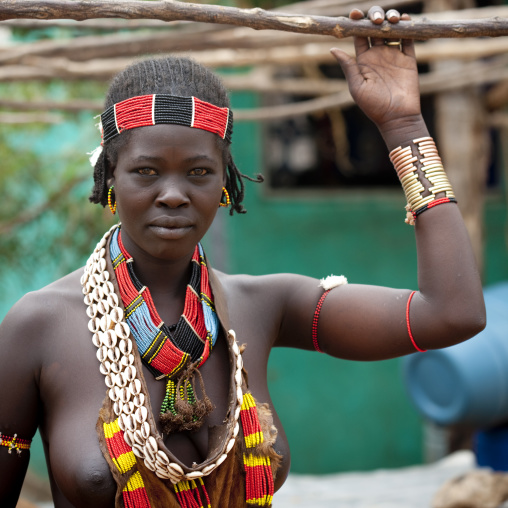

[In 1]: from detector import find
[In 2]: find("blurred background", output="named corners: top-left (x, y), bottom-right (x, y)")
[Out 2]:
top-left (1, 0), bottom-right (507, 505)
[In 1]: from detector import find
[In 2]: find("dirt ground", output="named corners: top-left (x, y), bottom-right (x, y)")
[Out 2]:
top-left (274, 451), bottom-right (477, 508)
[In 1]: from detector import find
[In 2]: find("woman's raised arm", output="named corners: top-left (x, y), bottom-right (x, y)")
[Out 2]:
top-left (274, 6), bottom-right (486, 359)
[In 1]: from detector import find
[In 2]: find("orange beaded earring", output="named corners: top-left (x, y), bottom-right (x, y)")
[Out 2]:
top-left (108, 185), bottom-right (117, 215)
top-left (219, 187), bottom-right (230, 208)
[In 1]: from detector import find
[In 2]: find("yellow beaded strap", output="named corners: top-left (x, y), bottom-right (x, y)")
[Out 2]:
top-left (0, 432), bottom-right (31, 455)
top-left (102, 419), bottom-right (153, 507)
top-left (389, 137), bottom-right (456, 225)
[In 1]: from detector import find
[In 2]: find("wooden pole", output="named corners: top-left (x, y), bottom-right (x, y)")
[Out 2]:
top-left (1, 1), bottom-right (508, 38)
top-left (3, 37), bottom-right (508, 84)
top-left (1, 54), bottom-right (508, 119)
top-left (426, 0), bottom-right (488, 273)
top-left (0, 0), bottom-right (421, 29)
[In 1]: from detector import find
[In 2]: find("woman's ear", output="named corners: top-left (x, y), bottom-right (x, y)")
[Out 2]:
top-left (106, 173), bottom-right (115, 189)
top-left (105, 156), bottom-right (116, 188)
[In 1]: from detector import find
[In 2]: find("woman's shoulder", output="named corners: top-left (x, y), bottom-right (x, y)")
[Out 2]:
top-left (14, 266), bottom-right (82, 308)
top-left (1, 267), bottom-right (84, 341)
top-left (214, 269), bottom-right (318, 297)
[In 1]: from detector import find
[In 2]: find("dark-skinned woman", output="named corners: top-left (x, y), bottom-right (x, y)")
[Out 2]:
top-left (0, 6), bottom-right (485, 508)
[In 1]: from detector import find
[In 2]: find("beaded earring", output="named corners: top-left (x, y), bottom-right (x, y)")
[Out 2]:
top-left (219, 187), bottom-right (230, 208)
top-left (108, 185), bottom-right (117, 215)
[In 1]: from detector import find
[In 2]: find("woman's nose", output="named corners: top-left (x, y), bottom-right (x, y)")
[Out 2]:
top-left (155, 178), bottom-right (190, 208)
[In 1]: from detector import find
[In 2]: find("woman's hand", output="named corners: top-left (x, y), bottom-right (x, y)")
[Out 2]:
top-left (331, 6), bottom-right (425, 149)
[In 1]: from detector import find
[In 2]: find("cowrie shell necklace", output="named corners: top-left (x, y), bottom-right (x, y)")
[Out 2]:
top-left (82, 225), bottom-right (243, 484)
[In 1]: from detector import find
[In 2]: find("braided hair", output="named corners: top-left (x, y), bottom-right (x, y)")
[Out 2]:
top-left (89, 56), bottom-right (262, 215)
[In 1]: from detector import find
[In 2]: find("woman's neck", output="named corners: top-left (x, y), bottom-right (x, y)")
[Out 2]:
top-left (133, 255), bottom-right (192, 298)
top-left (118, 230), bottom-right (195, 301)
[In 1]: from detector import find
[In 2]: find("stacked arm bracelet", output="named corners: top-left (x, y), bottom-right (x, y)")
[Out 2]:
top-left (389, 137), bottom-right (457, 225)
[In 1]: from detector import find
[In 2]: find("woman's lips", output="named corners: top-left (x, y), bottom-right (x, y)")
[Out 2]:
top-left (148, 216), bottom-right (194, 239)
top-left (148, 224), bottom-right (193, 240)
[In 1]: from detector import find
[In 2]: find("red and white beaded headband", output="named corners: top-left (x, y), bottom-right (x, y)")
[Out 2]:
top-left (89, 94), bottom-right (233, 166)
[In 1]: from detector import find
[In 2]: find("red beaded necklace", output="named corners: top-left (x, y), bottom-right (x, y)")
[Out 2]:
top-left (111, 227), bottom-right (218, 433)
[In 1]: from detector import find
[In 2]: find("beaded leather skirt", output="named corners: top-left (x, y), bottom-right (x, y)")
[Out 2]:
top-left (97, 399), bottom-right (250, 508)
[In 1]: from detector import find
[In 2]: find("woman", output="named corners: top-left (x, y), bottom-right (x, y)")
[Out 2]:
top-left (0, 6), bottom-right (485, 508)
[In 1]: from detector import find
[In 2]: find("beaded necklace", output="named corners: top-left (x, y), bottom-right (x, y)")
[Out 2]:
top-left (85, 225), bottom-right (276, 506)
top-left (110, 227), bottom-right (218, 432)
top-left (83, 225), bottom-right (243, 485)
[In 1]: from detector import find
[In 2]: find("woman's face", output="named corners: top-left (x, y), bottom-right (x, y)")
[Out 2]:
top-left (110, 123), bottom-right (225, 263)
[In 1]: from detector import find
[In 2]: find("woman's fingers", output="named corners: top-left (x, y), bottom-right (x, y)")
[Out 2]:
top-left (349, 8), bottom-right (365, 20)
top-left (368, 6), bottom-right (388, 46)
top-left (386, 9), bottom-right (401, 23)
top-left (399, 14), bottom-right (415, 57)
top-left (342, 7), bottom-right (415, 62)
top-left (349, 8), bottom-right (369, 56)
top-left (367, 6), bottom-right (385, 24)
top-left (380, 8), bottom-right (403, 49)
top-left (401, 38), bottom-right (416, 58)
top-left (353, 34), bottom-right (371, 56)
top-left (330, 48), bottom-right (355, 75)
top-left (330, 48), bottom-right (364, 90)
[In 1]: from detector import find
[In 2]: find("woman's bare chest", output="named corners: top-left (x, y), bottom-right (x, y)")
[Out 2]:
top-left (39, 306), bottom-right (289, 507)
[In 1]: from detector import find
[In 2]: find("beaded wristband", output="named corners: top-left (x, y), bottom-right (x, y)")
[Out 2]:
top-left (406, 291), bottom-right (426, 353)
top-left (389, 137), bottom-right (457, 225)
top-left (0, 432), bottom-right (32, 455)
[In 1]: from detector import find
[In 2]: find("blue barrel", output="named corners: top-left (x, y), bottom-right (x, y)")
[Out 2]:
top-left (403, 282), bottom-right (508, 427)
top-left (475, 425), bottom-right (508, 471)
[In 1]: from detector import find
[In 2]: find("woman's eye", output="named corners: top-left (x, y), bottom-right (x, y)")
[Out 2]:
top-left (189, 168), bottom-right (209, 177)
top-left (137, 168), bottom-right (157, 176)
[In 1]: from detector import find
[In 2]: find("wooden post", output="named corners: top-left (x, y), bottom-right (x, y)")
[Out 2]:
top-left (426, 0), bottom-right (488, 272)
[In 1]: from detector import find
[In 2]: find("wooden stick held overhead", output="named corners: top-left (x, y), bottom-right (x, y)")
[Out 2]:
top-left (1, 0), bottom-right (508, 38)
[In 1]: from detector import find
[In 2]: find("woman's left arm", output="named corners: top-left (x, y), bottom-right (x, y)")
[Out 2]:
top-left (274, 7), bottom-right (486, 360)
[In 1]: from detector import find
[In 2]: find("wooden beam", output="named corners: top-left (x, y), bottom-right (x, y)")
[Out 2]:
top-left (1, 1), bottom-right (508, 39)
top-left (488, 112), bottom-right (508, 128)
top-left (0, 1), bottom-right (420, 30)
top-left (426, 0), bottom-right (487, 277)
top-left (0, 29), bottom-right (339, 65)
top-left (2, 26), bottom-right (508, 71)
top-left (0, 18), bottom-right (177, 30)
top-left (3, 54), bottom-right (508, 121)
top-left (3, 34), bottom-right (508, 84)
top-left (485, 79), bottom-right (508, 111)
top-left (274, 0), bottom-right (417, 16)
top-left (0, 112), bottom-right (63, 123)
top-left (0, 98), bottom-right (101, 111)
top-left (2, 6), bottom-right (508, 67)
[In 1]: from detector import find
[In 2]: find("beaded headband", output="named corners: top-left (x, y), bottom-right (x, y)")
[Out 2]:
top-left (89, 94), bottom-right (233, 167)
